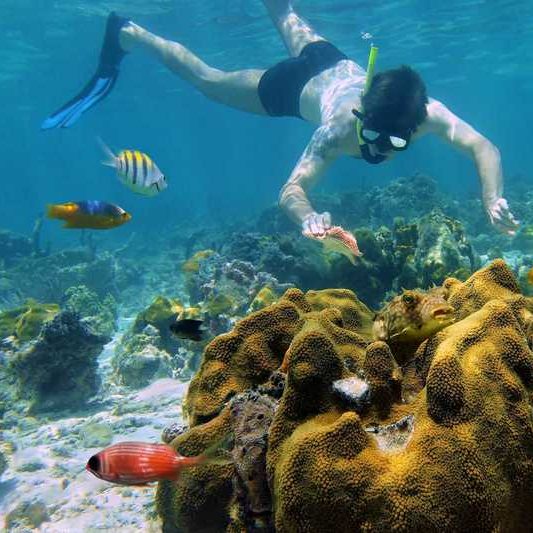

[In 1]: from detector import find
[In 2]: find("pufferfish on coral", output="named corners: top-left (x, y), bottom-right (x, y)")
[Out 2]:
top-left (373, 287), bottom-right (455, 344)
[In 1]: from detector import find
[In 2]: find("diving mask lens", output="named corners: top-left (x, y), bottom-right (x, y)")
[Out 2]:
top-left (361, 128), bottom-right (380, 142)
top-left (390, 135), bottom-right (408, 149)
top-left (361, 127), bottom-right (410, 151)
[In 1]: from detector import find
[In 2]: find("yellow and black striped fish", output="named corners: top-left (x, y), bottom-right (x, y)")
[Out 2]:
top-left (99, 139), bottom-right (168, 197)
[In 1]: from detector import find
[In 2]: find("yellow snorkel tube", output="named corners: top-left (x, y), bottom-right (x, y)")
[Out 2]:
top-left (356, 44), bottom-right (379, 145)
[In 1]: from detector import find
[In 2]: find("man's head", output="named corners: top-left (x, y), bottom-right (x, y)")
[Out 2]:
top-left (355, 66), bottom-right (428, 162)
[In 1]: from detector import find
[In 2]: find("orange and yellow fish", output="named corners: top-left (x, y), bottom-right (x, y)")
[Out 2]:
top-left (528, 267), bottom-right (533, 285)
top-left (46, 200), bottom-right (131, 229)
top-left (86, 440), bottom-right (229, 486)
top-left (99, 139), bottom-right (167, 197)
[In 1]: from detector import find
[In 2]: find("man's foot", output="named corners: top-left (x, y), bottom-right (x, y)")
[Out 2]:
top-left (41, 12), bottom-right (130, 130)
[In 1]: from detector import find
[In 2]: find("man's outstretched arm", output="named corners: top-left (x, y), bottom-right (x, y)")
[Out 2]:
top-left (427, 100), bottom-right (519, 234)
top-left (279, 126), bottom-right (340, 236)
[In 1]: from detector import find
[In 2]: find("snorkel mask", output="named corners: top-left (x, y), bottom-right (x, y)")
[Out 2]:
top-left (353, 45), bottom-right (412, 164)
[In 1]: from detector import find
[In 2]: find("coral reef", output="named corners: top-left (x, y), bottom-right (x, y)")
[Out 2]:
top-left (156, 287), bottom-right (374, 530)
top-left (0, 230), bottom-right (34, 268)
top-left (229, 390), bottom-right (278, 531)
top-left (112, 324), bottom-right (173, 388)
top-left (62, 285), bottom-right (117, 338)
top-left (184, 252), bottom-right (293, 326)
top-left (7, 311), bottom-right (107, 412)
top-left (112, 296), bottom-right (207, 388)
top-left (132, 295), bottom-right (184, 349)
top-left (221, 233), bottom-right (321, 289)
top-left (415, 209), bottom-right (479, 286)
top-left (364, 173), bottom-right (444, 226)
top-left (156, 260), bottom-right (533, 533)
top-left (5, 249), bottom-right (120, 303)
top-left (315, 210), bottom-right (478, 309)
top-left (5, 499), bottom-right (50, 530)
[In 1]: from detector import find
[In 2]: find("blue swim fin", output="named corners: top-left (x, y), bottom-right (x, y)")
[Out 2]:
top-left (41, 12), bottom-right (129, 130)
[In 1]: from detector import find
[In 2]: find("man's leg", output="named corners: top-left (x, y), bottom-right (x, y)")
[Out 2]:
top-left (262, 0), bottom-right (325, 57)
top-left (120, 23), bottom-right (267, 115)
top-left (41, 13), bottom-right (268, 129)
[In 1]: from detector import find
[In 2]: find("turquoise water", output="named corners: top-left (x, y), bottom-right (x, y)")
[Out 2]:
top-left (2, 1), bottom-right (533, 530)
top-left (1, 0), bottom-right (531, 238)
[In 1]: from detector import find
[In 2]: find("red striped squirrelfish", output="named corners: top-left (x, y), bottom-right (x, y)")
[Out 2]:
top-left (46, 200), bottom-right (131, 229)
top-left (99, 139), bottom-right (167, 197)
top-left (86, 440), bottom-right (230, 486)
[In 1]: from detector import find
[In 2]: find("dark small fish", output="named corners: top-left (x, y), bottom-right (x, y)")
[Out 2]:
top-left (170, 319), bottom-right (206, 341)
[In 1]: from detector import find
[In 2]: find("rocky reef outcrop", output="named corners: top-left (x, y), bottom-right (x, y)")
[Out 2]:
top-left (7, 311), bottom-right (107, 412)
top-left (155, 260), bottom-right (533, 532)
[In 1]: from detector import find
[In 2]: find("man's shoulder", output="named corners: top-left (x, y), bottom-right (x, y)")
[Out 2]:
top-left (425, 98), bottom-right (453, 123)
top-left (416, 98), bottom-right (454, 136)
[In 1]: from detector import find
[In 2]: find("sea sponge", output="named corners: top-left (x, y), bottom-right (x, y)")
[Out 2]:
top-left (159, 260), bottom-right (533, 532)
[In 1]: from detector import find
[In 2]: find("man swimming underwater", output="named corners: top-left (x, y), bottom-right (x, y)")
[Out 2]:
top-left (42, 0), bottom-right (519, 239)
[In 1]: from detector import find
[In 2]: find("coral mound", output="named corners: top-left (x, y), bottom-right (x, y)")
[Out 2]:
top-left (158, 260), bottom-right (533, 533)
top-left (8, 311), bottom-right (107, 412)
top-left (184, 288), bottom-right (374, 426)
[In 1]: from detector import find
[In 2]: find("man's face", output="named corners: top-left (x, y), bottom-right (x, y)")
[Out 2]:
top-left (353, 109), bottom-right (412, 162)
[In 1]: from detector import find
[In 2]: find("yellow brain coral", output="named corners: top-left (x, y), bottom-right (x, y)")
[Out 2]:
top-left (158, 260), bottom-right (533, 533)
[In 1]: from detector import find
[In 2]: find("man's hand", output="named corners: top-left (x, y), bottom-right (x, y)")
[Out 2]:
top-left (301, 211), bottom-right (332, 238)
top-left (485, 197), bottom-right (520, 235)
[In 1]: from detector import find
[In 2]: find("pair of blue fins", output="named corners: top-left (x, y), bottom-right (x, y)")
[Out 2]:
top-left (41, 13), bottom-right (129, 130)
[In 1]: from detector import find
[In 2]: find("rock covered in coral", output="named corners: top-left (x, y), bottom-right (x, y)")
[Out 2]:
top-left (0, 229), bottom-right (33, 267)
top-left (156, 288), bottom-right (374, 531)
top-left (221, 232), bottom-right (321, 288)
top-left (4, 498), bottom-right (50, 530)
top-left (8, 311), bottom-right (106, 412)
top-left (365, 173), bottom-right (444, 226)
top-left (415, 208), bottom-right (479, 286)
top-left (112, 296), bottom-right (202, 388)
top-left (62, 285), bottom-right (117, 339)
top-left (0, 448), bottom-right (7, 477)
top-left (131, 295), bottom-right (183, 349)
top-left (161, 422), bottom-right (188, 444)
top-left (268, 261), bottom-right (533, 532)
top-left (157, 260), bottom-right (533, 533)
top-left (183, 251), bottom-right (293, 324)
top-left (6, 249), bottom-right (119, 303)
top-left (229, 390), bottom-right (277, 531)
top-left (325, 227), bottom-right (397, 308)
top-left (112, 324), bottom-right (173, 388)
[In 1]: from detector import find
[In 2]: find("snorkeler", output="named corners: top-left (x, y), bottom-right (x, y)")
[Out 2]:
top-left (41, 0), bottom-right (519, 240)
